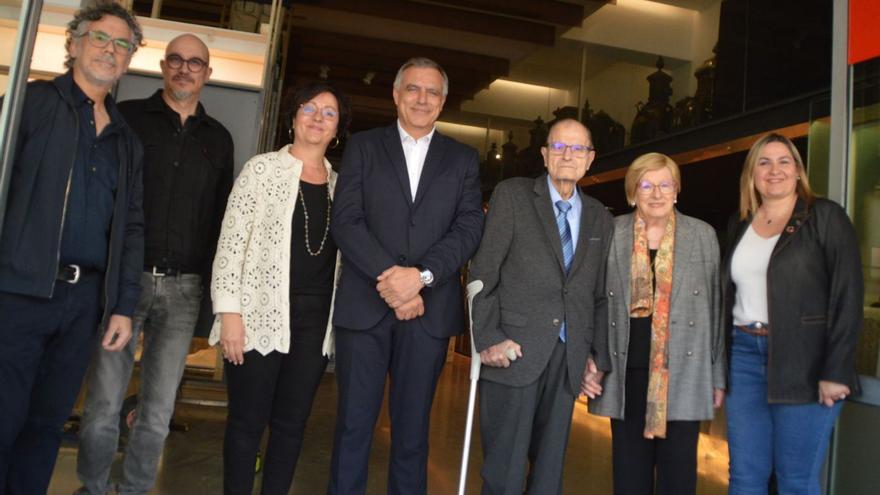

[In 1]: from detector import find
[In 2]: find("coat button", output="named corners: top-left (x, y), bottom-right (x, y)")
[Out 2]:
top-left (613, 351), bottom-right (618, 356)
top-left (563, 288), bottom-right (568, 294)
top-left (693, 289), bottom-right (700, 295)
top-left (610, 321), bottom-right (616, 327)
top-left (689, 321), bottom-right (695, 327)
top-left (686, 351), bottom-right (693, 356)
top-left (552, 318), bottom-right (560, 326)
top-left (609, 290), bottom-right (614, 297)
top-left (398, 255), bottom-right (407, 263)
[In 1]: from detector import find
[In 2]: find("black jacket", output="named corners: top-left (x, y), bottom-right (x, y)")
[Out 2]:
top-left (723, 197), bottom-right (863, 403)
top-left (0, 71), bottom-right (144, 321)
top-left (331, 124), bottom-right (484, 337)
top-left (118, 90), bottom-right (234, 274)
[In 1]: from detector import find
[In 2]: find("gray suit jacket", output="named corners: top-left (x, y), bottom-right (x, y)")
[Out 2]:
top-left (469, 175), bottom-right (613, 396)
top-left (588, 212), bottom-right (725, 421)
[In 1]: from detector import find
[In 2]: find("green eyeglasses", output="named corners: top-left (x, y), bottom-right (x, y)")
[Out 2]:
top-left (78, 30), bottom-right (134, 54)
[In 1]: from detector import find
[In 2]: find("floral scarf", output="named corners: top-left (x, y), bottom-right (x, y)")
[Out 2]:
top-left (630, 211), bottom-right (676, 439)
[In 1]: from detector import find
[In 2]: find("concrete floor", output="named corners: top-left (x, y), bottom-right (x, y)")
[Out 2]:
top-left (48, 354), bottom-right (729, 494)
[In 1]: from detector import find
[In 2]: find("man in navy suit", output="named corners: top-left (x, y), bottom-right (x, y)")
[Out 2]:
top-left (329, 57), bottom-right (483, 494)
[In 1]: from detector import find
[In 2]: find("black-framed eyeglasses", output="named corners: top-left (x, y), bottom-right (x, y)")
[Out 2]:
top-left (165, 54), bottom-right (208, 73)
top-left (299, 102), bottom-right (339, 120)
top-left (546, 141), bottom-right (595, 157)
top-left (77, 30), bottom-right (134, 54)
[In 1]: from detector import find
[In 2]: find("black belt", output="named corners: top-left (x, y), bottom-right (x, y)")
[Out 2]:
top-left (146, 265), bottom-right (181, 277)
top-left (736, 322), bottom-right (769, 336)
top-left (57, 264), bottom-right (83, 284)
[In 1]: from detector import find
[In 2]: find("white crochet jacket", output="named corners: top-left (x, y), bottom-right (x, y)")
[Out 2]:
top-left (209, 145), bottom-right (340, 356)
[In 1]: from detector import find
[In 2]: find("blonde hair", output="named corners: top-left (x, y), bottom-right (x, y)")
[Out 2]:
top-left (738, 133), bottom-right (815, 220)
top-left (624, 152), bottom-right (681, 205)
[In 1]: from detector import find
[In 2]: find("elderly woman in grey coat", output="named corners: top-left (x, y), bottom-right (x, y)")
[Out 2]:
top-left (585, 153), bottom-right (725, 495)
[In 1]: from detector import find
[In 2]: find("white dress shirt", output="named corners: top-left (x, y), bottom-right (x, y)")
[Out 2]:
top-left (397, 120), bottom-right (435, 201)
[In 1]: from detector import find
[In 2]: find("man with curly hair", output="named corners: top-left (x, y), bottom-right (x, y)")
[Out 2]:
top-left (0, 2), bottom-right (144, 493)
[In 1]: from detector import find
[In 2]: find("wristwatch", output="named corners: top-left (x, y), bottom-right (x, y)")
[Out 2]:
top-left (416, 265), bottom-right (435, 287)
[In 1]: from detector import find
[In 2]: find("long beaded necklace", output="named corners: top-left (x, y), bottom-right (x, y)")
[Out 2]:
top-left (298, 182), bottom-right (332, 256)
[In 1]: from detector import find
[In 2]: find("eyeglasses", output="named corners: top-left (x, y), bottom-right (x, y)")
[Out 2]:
top-left (636, 180), bottom-right (677, 195)
top-left (300, 102), bottom-right (339, 120)
top-left (546, 141), bottom-right (595, 157)
top-left (165, 54), bottom-right (208, 73)
top-left (78, 30), bottom-right (134, 54)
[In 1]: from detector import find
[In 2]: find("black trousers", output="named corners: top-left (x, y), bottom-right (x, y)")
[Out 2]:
top-left (328, 312), bottom-right (450, 495)
top-left (610, 367), bottom-right (700, 495)
top-left (223, 295), bottom-right (331, 495)
top-left (479, 340), bottom-right (575, 495)
top-left (0, 273), bottom-right (102, 495)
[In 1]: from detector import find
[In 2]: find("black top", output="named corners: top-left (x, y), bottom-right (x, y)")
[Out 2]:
top-left (627, 249), bottom-right (656, 369)
top-left (290, 181), bottom-right (337, 295)
top-left (118, 90), bottom-right (234, 274)
top-left (59, 82), bottom-right (122, 270)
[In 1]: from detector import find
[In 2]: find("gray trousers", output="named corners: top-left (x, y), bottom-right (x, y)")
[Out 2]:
top-left (479, 340), bottom-right (575, 495)
top-left (77, 272), bottom-right (201, 495)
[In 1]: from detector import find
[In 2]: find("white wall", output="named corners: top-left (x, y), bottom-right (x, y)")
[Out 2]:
top-left (0, 4), bottom-right (267, 88)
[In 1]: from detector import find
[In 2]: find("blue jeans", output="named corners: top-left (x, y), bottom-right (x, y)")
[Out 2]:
top-left (726, 328), bottom-right (843, 495)
top-left (77, 272), bottom-right (201, 495)
top-left (0, 272), bottom-right (102, 495)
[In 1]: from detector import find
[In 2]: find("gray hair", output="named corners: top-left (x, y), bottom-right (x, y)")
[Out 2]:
top-left (393, 57), bottom-right (449, 96)
top-left (65, 1), bottom-right (144, 69)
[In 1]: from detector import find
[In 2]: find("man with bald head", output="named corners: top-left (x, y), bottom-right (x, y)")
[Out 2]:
top-left (76, 33), bottom-right (234, 495)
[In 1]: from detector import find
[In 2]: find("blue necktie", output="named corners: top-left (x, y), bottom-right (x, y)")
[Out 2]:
top-left (555, 200), bottom-right (573, 342)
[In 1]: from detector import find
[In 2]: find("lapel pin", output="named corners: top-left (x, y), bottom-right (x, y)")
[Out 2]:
top-left (785, 226), bottom-right (795, 233)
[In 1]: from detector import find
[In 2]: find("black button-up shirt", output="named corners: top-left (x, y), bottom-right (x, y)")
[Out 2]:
top-left (59, 83), bottom-right (123, 270)
top-left (118, 90), bottom-right (234, 274)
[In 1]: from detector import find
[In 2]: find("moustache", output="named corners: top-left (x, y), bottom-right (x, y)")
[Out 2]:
top-left (173, 73), bottom-right (195, 83)
top-left (96, 53), bottom-right (117, 67)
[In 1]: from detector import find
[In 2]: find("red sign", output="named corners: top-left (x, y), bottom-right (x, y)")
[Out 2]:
top-left (850, 0), bottom-right (880, 65)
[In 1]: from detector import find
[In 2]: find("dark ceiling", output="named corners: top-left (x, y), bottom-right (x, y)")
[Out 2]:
top-left (132, 0), bottom-right (608, 133)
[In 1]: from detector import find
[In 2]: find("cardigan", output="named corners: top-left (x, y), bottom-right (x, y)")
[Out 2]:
top-left (210, 145), bottom-right (340, 356)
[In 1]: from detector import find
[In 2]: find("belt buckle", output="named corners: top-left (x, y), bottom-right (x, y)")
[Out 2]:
top-left (66, 264), bottom-right (81, 284)
top-left (151, 266), bottom-right (166, 277)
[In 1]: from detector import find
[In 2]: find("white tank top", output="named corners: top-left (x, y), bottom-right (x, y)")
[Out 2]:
top-left (730, 224), bottom-right (780, 325)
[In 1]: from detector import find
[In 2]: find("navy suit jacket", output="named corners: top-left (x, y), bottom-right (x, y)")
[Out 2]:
top-left (330, 123), bottom-right (484, 337)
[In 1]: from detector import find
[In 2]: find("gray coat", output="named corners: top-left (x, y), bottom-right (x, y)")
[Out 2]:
top-left (469, 175), bottom-right (613, 396)
top-left (588, 211), bottom-right (725, 421)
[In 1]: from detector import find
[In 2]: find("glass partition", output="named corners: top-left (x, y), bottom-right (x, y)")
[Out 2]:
top-left (848, 58), bottom-right (880, 379)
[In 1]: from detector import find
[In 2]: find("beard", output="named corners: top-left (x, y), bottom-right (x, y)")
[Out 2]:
top-left (169, 89), bottom-right (193, 101)
top-left (168, 73), bottom-right (197, 101)
top-left (77, 53), bottom-right (120, 86)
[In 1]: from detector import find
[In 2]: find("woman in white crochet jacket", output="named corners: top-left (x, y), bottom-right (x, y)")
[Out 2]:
top-left (209, 82), bottom-right (351, 495)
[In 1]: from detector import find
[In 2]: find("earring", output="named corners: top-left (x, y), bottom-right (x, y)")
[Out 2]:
top-left (674, 199), bottom-right (678, 204)
top-left (288, 128), bottom-right (294, 142)
top-left (630, 202), bottom-right (636, 207)
top-left (329, 137), bottom-right (340, 149)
